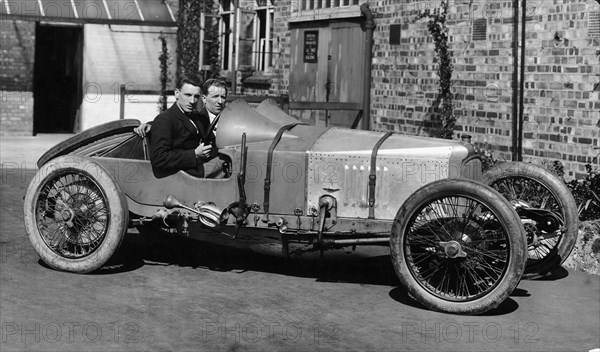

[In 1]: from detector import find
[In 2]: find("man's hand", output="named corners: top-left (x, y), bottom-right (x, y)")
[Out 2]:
top-left (134, 123), bottom-right (151, 137)
top-left (195, 143), bottom-right (213, 160)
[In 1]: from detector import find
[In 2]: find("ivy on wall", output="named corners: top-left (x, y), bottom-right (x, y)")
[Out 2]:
top-left (176, 0), bottom-right (201, 82)
top-left (175, 0), bottom-right (221, 83)
top-left (158, 34), bottom-right (171, 112)
top-left (416, 0), bottom-right (456, 139)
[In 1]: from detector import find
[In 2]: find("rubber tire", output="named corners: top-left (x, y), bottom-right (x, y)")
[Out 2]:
top-left (483, 162), bottom-right (579, 278)
top-left (37, 119), bottom-right (141, 167)
top-left (24, 155), bottom-right (129, 273)
top-left (390, 179), bottom-right (528, 314)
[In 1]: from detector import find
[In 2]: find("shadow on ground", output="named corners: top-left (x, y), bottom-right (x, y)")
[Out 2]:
top-left (94, 229), bottom-right (527, 316)
top-left (96, 230), bottom-right (400, 287)
top-left (532, 266), bottom-right (570, 281)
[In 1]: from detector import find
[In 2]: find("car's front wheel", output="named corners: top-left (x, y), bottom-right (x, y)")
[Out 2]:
top-left (23, 155), bottom-right (129, 273)
top-left (390, 179), bottom-right (527, 314)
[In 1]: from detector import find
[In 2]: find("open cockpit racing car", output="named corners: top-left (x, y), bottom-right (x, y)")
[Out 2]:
top-left (23, 98), bottom-right (578, 314)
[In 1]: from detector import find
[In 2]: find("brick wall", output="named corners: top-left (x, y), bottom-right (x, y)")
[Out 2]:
top-left (263, 0), bottom-right (599, 179)
top-left (270, 1), bottom-right (293, 96)
top-left (519, 0), bottom-right (600, 178)
top-left (369, 0), bottom-right (599, 179)
top-left (0, 20), bottom-right (35, 136)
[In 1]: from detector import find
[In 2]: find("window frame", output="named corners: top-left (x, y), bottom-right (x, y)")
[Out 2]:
top-left (220, 0), bottom-right (235, 71)
top-left (214, 0), bottom-right (276, 73)
top-left (254, 4), bottom-right (275, 72)
top-left (289, 0), bottom-right (366, 23)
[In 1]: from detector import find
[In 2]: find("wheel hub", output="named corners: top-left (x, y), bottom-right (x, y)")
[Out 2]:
top-left (58, 206), bottom-right (75, 228)
top-left (439, 240), bottom-right (467, 258)
top-left (61, 209), bottom-right (72, 221)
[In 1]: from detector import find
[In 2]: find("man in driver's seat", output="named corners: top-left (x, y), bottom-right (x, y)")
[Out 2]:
top-left (148, 75), bottom-right (213, 178)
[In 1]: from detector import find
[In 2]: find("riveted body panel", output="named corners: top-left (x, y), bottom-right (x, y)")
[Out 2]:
top-left (305, 128), bottom-right (477, 220)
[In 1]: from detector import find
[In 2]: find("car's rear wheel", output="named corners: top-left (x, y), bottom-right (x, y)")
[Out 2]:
top-left (24, 155), bottom-right (128, 273)
top-left (390, 179), bottom-right (527, 314)
top-left (483, 162), bottom-right (578, 278)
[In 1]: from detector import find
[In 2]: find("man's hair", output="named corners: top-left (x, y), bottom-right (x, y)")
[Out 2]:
top-left (176, 75), bottom-right (201, 90)
top-left (202, 78), bottom-right (228, 95)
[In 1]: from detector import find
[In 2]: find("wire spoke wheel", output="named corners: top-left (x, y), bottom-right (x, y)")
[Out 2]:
top-left (24, 155), bottom-right (128, 273)
top-left (36, 171), bottom-right (109, 258)
top-left (391, 179), bottom-right (527, 314)
top-left (490, 176), bottom-right (561, 261)
top-left (406, 196), bottom-right (510, 302)
top-left (484, 162), bottom-right (578, 278)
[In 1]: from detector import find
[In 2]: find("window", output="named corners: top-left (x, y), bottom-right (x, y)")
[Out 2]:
top-left (200, 13), bottom-right (221, 71)
top-left (213, 0), bottom-right (274, 72)
top-left (220, 0), bottom-right (235, 71)
top-left (255, 3), bottom-right (275, 71)
top-left (199, 1), bottom-right (236, 71)
top-left (238, 6), bottom-right (256, 69)
top-left (301, 0), bottom-right (360, 10)
top-left (290, 0), bottom-right (366, 22)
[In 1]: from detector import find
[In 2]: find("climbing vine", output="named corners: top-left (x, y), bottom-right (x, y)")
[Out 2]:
top-left (158, 34), bottom-right (171, 112)
top-left (416, 0), bottom-right (456, 139)
top-left (176, 0), bottom-right (201, 82)
top-left (175, 0), bottom-right (221, 82)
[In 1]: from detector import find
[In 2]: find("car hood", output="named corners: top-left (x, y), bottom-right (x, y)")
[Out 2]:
top-left (305, 128), bottom-right (477, 219)
top-left (216, 99), bottom-right (300, 147)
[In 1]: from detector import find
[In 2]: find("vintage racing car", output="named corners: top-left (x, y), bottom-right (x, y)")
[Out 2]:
top-left (23, 99), bottom-right (578, 314)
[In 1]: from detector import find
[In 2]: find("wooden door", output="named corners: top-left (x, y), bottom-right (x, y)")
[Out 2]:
top-left (290, 24), bottom-right (330, 125)
top-left (289, 19), bottom-right (364, 128)
top-left (327, 21), bottom-right (365, 128)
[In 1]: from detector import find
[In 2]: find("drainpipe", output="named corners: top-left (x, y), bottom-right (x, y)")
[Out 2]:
top-left (518, 0), bottom-right (526, 161)
top-left (511, 0), bottom-right (519, 161)
top-left (360, 2), bottom-right (375, 131)
top-left (232, 0), bottom-right (239, 95)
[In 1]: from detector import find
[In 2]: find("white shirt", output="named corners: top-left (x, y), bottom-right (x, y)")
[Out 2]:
top-left (177, 104), bottom-right (199, 134)
top-left (207, 110), bottom-right (219, 134)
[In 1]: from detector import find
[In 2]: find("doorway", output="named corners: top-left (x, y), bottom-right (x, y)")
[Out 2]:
top-left (33, 24), bottom-right (83, 134)
top-left (289, 19), bottom-right (365, 128)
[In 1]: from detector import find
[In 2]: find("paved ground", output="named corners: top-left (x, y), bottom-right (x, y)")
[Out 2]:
top-left (1, 134), bottom-right (599, 351)
top-left (0, 133), bottom-right (74, 168)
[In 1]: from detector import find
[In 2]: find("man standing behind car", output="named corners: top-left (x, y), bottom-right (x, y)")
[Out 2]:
top-left (148, 75), bottom-right (213, 178)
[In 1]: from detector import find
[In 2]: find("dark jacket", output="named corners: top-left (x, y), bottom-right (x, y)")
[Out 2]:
top-left (149, 103), bottom-right (208, 178)
top-left (197, 107), bottom-right (218, 159)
